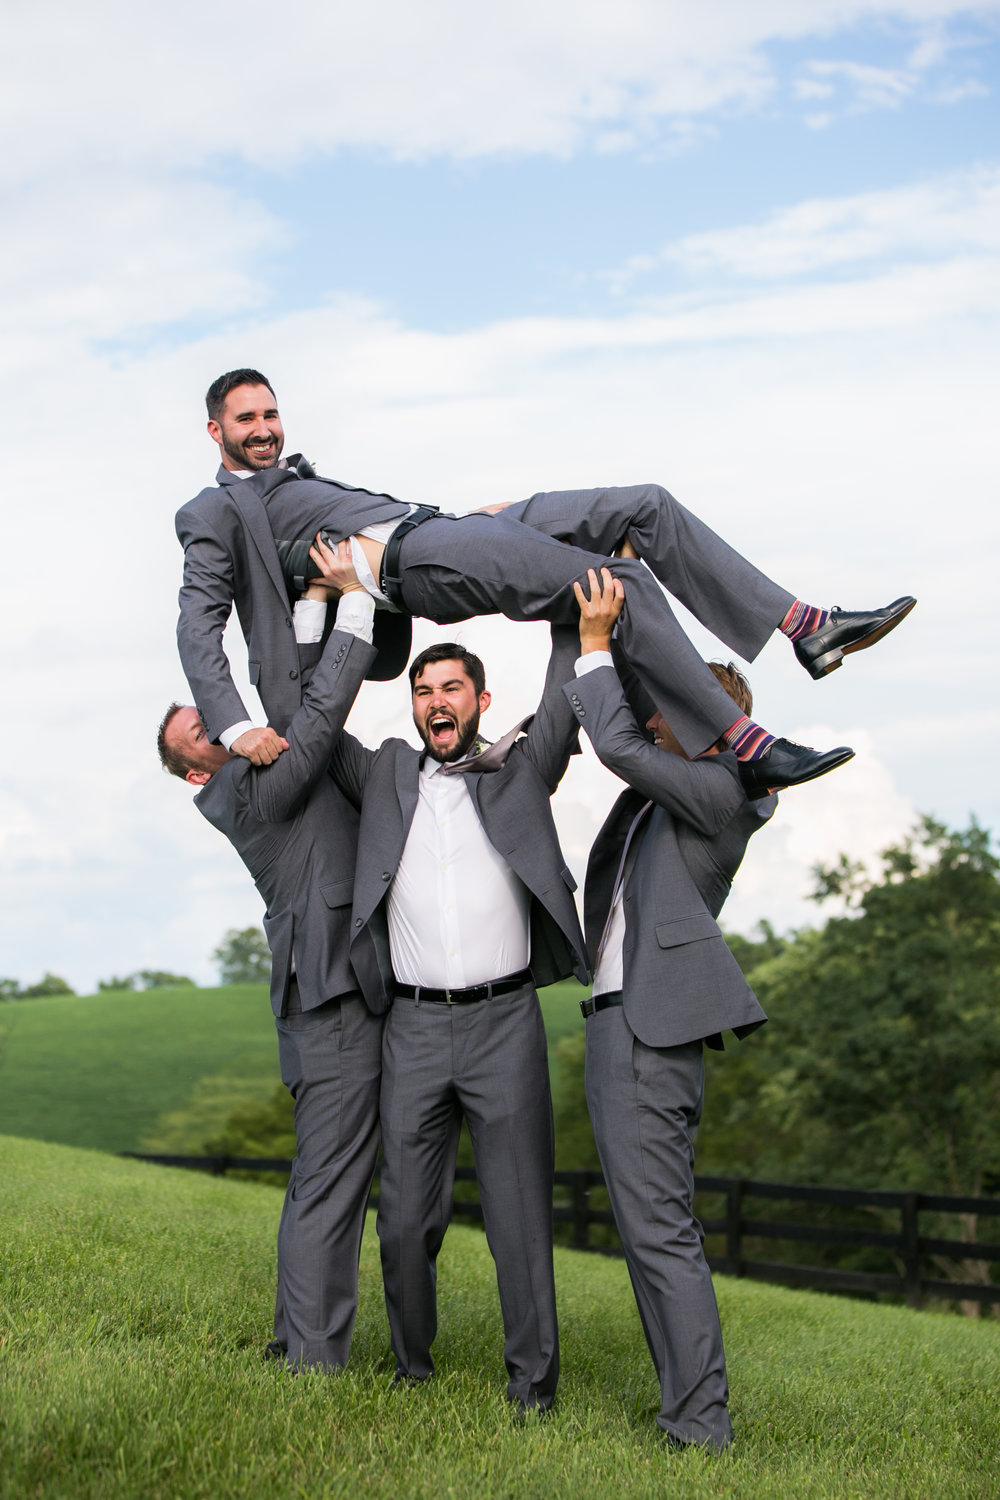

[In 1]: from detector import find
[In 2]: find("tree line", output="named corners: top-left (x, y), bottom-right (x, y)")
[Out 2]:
top-left (204, 817), bottom-right (1000, 1215)
top-left (0, 928), bottom-right (271, 1000)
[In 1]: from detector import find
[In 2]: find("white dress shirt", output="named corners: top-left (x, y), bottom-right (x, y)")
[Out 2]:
top-left (387, 755), bottom-right (531, 989)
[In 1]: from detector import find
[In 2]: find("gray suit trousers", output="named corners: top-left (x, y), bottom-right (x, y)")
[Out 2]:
top-left (377, 982), bottom-right (558, 1408)
top-left (273, 989), bottom-right (383, 1369)
top-left (505, 483), bottom-right (793, 665)
top-left (585, 1008), bottom-right (733, 1450)
top-left (396, 503), bottom-right (793, 757)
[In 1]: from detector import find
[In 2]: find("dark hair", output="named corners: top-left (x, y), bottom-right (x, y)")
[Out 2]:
top-left (408, 642), bottom-right (486, 697)
top-left (205, 369), bottom-right (275, 421)
top-left (708, 660), bottom-right (753, 716)
top-left (157, 702), bottom-right (196, 779)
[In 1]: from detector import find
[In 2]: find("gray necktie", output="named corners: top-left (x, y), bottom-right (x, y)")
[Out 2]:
top-left (439, 715), bottom-right (534, 776)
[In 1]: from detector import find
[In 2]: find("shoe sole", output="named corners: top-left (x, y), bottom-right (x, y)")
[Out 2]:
top-left (806, 597), bottom-right (917, 679)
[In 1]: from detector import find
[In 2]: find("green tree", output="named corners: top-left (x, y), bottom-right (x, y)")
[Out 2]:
top-left (738, 817), bottom-right (1000, 1309)
top-left (213, 927), bottom-right (271, 985)
top-left (97, 975), bottom-right (137, 991)
top-left (766, 817), bottom-right (1000, 1195)
top-left (17, 973), bottom-right (76, 999)
top-left (136, 970), bottom-right (195, 990)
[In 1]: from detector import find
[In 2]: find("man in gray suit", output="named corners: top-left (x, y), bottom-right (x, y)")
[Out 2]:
top-left (326, 627), bottom-right (588, 1412)
top-left (177, 369), bottom-right (913, 795)
top-left (158, 549), bottom-right (385, 1371)
top-left (562, 568), bottom-right (777, 1450)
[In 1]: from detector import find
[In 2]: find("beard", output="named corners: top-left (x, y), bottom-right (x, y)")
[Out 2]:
top-left (418, 709), bottom-right (481, 764)
top-left (221, 431), bottom-right (283, 471)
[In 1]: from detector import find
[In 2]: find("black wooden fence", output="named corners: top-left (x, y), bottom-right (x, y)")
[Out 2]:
top-left (121, 1153), bottom-right (1000, 1310)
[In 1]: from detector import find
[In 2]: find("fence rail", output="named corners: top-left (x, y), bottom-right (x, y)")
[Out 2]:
top-left (121, 1154), bottom-right (1000, 1309)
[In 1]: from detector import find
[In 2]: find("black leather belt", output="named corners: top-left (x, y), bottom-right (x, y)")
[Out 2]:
top-left (580, 991), bottom-right (624, 1019)
top-left (395, 969), bottom-right (532, 1006)
top-left (380, 505), bottom-right (440, 609)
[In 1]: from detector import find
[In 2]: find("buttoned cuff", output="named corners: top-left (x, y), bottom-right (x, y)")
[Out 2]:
top-left (575, 650), bottom-right (613, 676)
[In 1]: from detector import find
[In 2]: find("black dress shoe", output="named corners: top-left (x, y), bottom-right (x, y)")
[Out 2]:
top-left (738, 739), bottom-right (854, 800)
top-left (794, 597), bottom-right (916, 679)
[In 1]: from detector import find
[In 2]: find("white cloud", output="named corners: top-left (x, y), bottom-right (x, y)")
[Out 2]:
top-left (2, 1), bottom-right (992, 177)
top-left (0, 175), bottom-right (287, 375)
top-left (607, 165), bottom-right (1000, 286)
top-left (799, 58), bottom-right (915, 112)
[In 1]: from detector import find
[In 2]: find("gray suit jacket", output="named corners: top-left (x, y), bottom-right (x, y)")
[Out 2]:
top-left (564, 665), bottom-right (775, 1049)
top-left (330, 629), bottom-right (589, 1007)
top-left (175, 462), bottom-right (411, 741)
top-left (193, 627), bottom-right (384, 1018)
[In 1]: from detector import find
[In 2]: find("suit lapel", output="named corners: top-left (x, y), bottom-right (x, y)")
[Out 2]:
top-left (395, 748), bottom-right (421, 839)
top-left (225, 469), bottom-right (297, 604)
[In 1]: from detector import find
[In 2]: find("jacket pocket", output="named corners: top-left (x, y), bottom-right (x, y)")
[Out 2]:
top-left (248, 660), bottom-right (261, 686)
top-left (320, 879), bottom-right (354, 910)
top-left (655, 912), bottom-right (719, 949)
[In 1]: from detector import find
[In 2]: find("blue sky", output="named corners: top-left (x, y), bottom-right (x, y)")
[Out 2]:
top-left (1, 1), bottom-right (998, 990)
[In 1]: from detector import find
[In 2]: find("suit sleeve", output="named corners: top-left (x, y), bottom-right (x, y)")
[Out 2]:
top-left (241, 630), bottom-right (377, 824)
top-left (564, 664), bottom-right (746, 835)
top-left (517, 624), bottom-right (582, 793)
top-left (327, 729), bottom-right (379, 810)
top-left (175, 507), bottom-right (253, 742)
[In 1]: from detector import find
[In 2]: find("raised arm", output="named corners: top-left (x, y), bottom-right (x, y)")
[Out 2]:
top-left (175, 512), bottom-right (254, 744)
top-left (243, 539), bottom-right (378, 821)
top-left (243, 629), bottom-right (377, 823)
top-left (517, 622), bottom-right (585, 793)
top-left (566, 569), bottom-right (745, 835)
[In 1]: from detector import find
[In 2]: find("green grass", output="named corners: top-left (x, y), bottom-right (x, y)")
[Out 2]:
top-left (0, 983), bottom-right (585, 1155)
top-left (2, 1135), bottom-right (998, 1499)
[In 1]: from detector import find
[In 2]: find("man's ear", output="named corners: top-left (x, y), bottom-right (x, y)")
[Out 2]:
top-left (207, 418), bottom-right (222, 449)
top-left (185, 768), bottom-right (213, 787)
top-left (478, 689), bottom-right (492, 715)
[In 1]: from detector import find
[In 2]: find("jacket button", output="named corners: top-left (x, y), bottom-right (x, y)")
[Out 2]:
top-left (284, 617), bottom-right (292, 628)
top-left (354, 918), bottom-right (363, 928)
top-left (289, 669), bottom-right (298, 680)
top-left (382, 872), bottom-right (391, 881)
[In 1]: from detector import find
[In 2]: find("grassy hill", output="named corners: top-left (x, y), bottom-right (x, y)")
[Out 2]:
top-left (0, 981), bottom-right (586, 1155)
top-left (2, 1134), bottom-right (998, 1500)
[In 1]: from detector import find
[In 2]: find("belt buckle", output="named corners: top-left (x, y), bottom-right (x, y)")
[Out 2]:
top-left (444, 987), bottom-right (454, 1005)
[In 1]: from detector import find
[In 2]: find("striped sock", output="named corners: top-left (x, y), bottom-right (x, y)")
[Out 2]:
top-left (724, 716), bottom-right (776, 762)
top-left (780, 601), bottom-right (830, 642)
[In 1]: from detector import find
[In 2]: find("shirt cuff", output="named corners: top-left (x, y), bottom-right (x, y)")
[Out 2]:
top-left (293, 597), bottom-right (326, 644)
top-left (334, 591), bottom-right (376, 644)
top-left (219, 720), bottom-right (256, 751)
top-left (575, 650), bottom-right (614, 676)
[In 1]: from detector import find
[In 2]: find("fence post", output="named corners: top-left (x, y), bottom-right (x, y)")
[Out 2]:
top-left (725, 1179), bottom-right (745, 1278)
top-left (571, 1172), bottom-right (591, 1251)
top-left (902, 1191), bottom-right (922, 1309)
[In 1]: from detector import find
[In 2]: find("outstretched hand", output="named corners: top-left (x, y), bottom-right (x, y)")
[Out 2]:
top-left (573, 567), bottom-right (625, 654)
top-left (230, 727), bottom-right (289, 765)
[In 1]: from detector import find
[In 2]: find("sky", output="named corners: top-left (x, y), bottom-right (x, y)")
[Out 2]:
top-left (1, 0), bottom-right (997, 992)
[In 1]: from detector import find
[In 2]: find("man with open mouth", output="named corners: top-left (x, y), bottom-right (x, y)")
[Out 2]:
top-left (325, 621), bottom-right (588, 1414)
